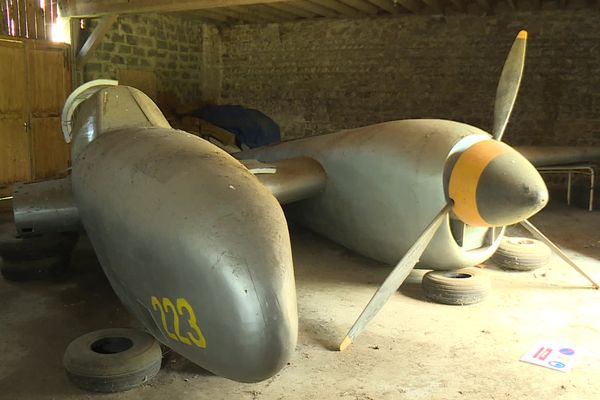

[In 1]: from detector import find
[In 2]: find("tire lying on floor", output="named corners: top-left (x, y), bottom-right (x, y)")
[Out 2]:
top-left (492, 236), bottom-right (551, 271)
top-left (421, 268), bottom-right (490, 305)
top-left (0, 222), bottom-right (79, 261)
top-left (64, 328), bottom-right (162, 393)
top-left (0, 254), bottom-right (72, 281)
top-left (0, 222), bottom-right (79, 281)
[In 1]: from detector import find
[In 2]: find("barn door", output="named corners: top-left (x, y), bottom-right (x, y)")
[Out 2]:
top-left (28, 41), bottom-right (71, 180)
top-left (0, 36), bottom-right (71, 196)
top-left (0, 38), bottom-right (30, 190)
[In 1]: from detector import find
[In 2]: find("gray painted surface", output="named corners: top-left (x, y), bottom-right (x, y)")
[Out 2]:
top-left (69, 86), bottom-right (297, 382)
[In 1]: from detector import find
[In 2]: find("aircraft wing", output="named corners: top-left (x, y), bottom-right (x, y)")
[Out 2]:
top-left (239, 157), bottom-right (326, 205)
top-left (515, 146), bottom-right (600, 167)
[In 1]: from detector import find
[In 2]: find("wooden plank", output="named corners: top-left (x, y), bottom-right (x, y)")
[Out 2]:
top-left (292, 1), bottom-right (339, 17)
top-left (44, 0), bottom-right (51, 39)
top-left (28, 44), bottom-right (69, 113)
top-left (1, 0), bottom-right (8, 35)
top-left (26, 0), bottom-right (35, 37)
top-left (247, 4), bottom-right (301, 20)
top-left (229, 5), bottom-right (285, 22)
top-left (62, 0), bottom-right (300, 17)
top-left (27, 41), bottom-right (71, 179)
top-left (338, 0), bottom-right (380, 14)
top-left (0, 38), bottom-right (31, 184)
top-left (30, 117), bottom-right (71, 179)
top-left (76, 14), bottom-right (117, 67)
top-left (18, 0), bottom-right (27, 36)
top-left (318, 0), bottom-right (363, 17)
top-left (365, 0), bottom-right (403, 14)
top-left (393, 0), bottom-right (422, 12)
top-left (35, 0), bottom-right (45, 39)
top-left (266, 2), bottom-right (316, 18)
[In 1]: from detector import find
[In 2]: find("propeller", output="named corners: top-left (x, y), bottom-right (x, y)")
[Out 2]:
top-left (339, 30), bottom-right (598, 352)
top-left (493, 30), bottom-right (527, 141)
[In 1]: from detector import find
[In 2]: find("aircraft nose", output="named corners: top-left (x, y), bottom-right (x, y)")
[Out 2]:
top-left (449, 140), bottom-right (548, 227)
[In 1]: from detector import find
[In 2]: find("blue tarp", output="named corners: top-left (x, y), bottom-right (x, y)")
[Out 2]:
top-left (193, 105), bottom-right (281, 148)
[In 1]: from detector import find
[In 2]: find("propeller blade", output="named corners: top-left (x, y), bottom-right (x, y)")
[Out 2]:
top-left (339, 204), bottom-right (452, 351)
top-left (520, 219), bottom-right (599, 289)
top-left (493, 30), bottom-right (528, 141)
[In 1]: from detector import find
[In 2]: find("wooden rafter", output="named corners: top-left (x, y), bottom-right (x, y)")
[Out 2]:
top-left (338, 0), bottom-right (380, 14)
top-left (293, 1), bottom-right (340, 17)
top-left (365, 0), bottom-right (403, 14)
top-left (76, 14), bottom-right (118, 68)
top-left (61, 0), bottom-right (295, 17)
top-left (393, 0), bottom-right (423, 12)
top-left (265, 2), bottom-right (317, 18)
top-left (318, 0), bottom-right (363, 17)
top-left (421, 0), bottom-right (444, 13)
top-left (247, 4), bottom-right (300, 20)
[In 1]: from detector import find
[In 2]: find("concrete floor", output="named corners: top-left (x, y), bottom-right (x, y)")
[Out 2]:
top-left (0, 200), bottom-right (598, 400)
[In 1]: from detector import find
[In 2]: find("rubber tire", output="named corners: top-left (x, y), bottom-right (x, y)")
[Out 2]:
top-left (0, 254), bottom-right (71, 281)
top-left (492, 236), bottom-right (551, 271)
top-left (64, 328), bottom-right (162, 393)
top-left (422, 268), bottom-right (490, 305)
top-left (0, 222), bottom-right (79, 261)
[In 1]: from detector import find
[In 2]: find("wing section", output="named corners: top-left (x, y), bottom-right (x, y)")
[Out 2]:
top-left (239, 157), bottom-right (326, 205)
top-left (516, 146), bottom-right (600, 167)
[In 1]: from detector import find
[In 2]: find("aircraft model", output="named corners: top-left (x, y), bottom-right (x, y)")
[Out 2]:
top-left (8, 31), bottom-right (598, 383)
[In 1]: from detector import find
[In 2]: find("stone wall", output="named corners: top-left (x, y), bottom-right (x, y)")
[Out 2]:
top-left (83, 14), bottom-right (204, 105)
top-left (218, 11), bottom-right (600, 146)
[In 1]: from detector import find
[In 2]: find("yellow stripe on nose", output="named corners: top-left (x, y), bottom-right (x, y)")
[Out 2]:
top-left (448, 140), bottom-right (509, 226)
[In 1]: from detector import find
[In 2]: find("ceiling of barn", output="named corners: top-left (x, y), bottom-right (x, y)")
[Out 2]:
top-left (61, 0), bottom-right (598, 24)
top-left (180, 0), bottom-right (595, 25)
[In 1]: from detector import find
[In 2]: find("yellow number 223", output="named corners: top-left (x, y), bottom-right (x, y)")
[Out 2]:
top-left (151, 296), bottom-right (207, 349)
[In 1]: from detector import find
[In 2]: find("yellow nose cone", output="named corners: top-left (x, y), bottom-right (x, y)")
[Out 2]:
top-left (449, 140), bottom-right (548, 227)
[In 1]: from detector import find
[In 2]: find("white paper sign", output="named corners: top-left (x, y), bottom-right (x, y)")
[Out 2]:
top-left (520, 341), bottom-right (578, 372)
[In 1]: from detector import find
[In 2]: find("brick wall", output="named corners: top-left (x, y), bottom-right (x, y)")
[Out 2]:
top-left (218, 11), bottom-right (600, 146)
top-left (83, 14), bottom-right (204, 104)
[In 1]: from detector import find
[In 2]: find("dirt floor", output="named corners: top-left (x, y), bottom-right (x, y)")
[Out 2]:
top-left (0, 199), bottom-right (598, 400)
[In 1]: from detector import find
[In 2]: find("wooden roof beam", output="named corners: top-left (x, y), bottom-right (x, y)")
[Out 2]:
top-left (365, 0), bottom-right (403, 14)
top-left (77, 14), bottom-right (118, 68)
top-left (265, 2), bottom-right (317, 18)
top-left (317, 0), bottom-right (364, 16)
top-left (338, 0), bottom-right (380, 14)
top-left (246, 4), bottom-right (301, 20)
top-left (292, 1), bottom-right (340, 17)
top-left (60, 0), bottom-right (297, 18)
top-left (393, 0), bottom-right (423, 12)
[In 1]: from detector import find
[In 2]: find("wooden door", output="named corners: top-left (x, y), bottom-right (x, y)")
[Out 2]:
top-left (0, 38), bottom-right (30, 192)
top-left (0, 36), bottom-right (70, 196)
top-left (28, 41), bottom-right (71, 179)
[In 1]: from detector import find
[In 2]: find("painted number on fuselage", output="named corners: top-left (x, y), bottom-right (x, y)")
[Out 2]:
top-left (151, 296), bottom-right (207, 348)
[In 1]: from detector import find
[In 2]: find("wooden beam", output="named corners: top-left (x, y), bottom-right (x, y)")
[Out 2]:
top-left (318, 0), bottom-right (363, 16)
top-left (62, 0), bottom-right (299, 17)
top-left (293, 1), bottom-right (340, 17)
top-left (229, 5), bottom-right (284, 22)
top-left (531, 0), bottom-right (541, 9)
top-left (506, 0), bottom-right (517, 10)
top-left (338, 0), bottom-right (380, 14)
top-left (393, 0), bottom-right (423, 12)
top-left (266, 2), bottom-right (316, 18)
top-left (365, 0), bottom-right (403, 14)
top-left (210, 7), bottom-right (273, 22)
top-left (76, 14), bottom-right (117, 68)
top-left (246, 4), bottom-right (300, 20)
